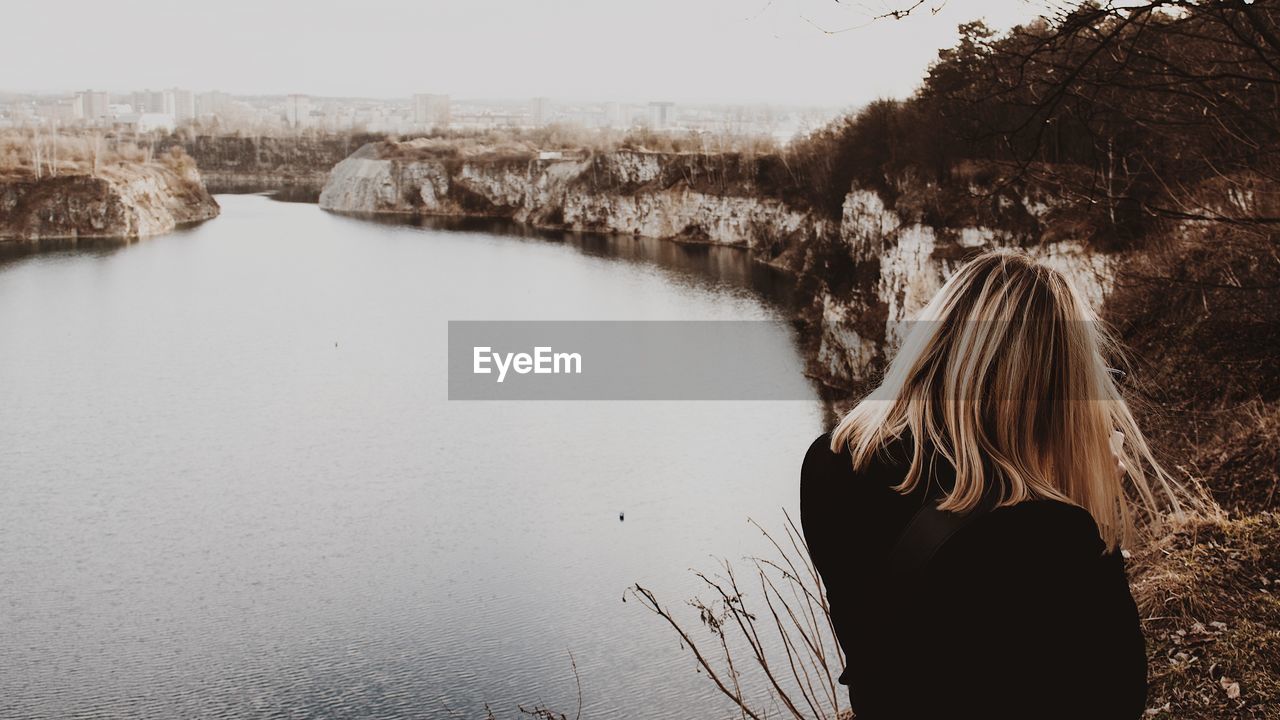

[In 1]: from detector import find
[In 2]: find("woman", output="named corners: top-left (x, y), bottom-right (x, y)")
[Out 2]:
top-left (801, 249), bottom-right (1187, 719)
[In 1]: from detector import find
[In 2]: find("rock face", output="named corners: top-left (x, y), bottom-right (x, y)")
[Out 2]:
top-left (810, 187), bottom-right (1112, 387)
top-left (162, 133), bottom-right (377, 200)
top-left (319, 143), bottom-right (830, 256)
top-left (0, 163), bottom-right (220, 242)
top-left (320, 140), bottom-right (1116, 389)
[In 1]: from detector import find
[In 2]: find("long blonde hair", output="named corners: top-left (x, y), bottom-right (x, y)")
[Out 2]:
top-left (831, 249), bottom-right (1187, 549)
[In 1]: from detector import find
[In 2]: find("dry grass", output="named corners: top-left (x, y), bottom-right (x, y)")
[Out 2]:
top-left (0, 129), bottom-right (190, 180)
top-left (1098, 208), bottom-right (1280, 718)
top-left (1188, 402), bottom-right (1280, 512)
top-left (371, 126), bottom-right (780, 163)
top-left (1131, 514), bottom-right (1280, 719)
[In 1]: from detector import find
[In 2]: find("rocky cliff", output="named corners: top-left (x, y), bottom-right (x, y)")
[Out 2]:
top-left (164, 133), bottom-right (381, 200)
top-left (809, 185), bottom-right (1112, 388)
top-left (0, 162), bottom-right (220, 242)
top-left (320, 142), bottom-right (830, 259)
top-left (320, 140), bottom-right (1114, 389)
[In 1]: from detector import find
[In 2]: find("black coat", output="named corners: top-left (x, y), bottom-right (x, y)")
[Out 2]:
top-left (800, 432), bottom-right (1147, 720)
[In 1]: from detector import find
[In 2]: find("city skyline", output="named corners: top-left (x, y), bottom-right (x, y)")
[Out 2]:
top-left (0, 86), bottom-right (849, 110)
top-left (2, 0), bottom-right (1048, 106)
top-left (0, 86), bottom-right (840, 140)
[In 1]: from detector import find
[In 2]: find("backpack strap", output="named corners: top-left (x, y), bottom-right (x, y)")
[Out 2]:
top-left (887, 499), bottom-right (990, 577)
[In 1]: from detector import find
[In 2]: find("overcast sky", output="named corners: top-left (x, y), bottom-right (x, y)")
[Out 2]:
top-left (3, 0), bottom-right (1047, 106)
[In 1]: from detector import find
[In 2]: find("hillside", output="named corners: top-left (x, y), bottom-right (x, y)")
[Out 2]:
top-left (0, 132), bottom-right (219, 242)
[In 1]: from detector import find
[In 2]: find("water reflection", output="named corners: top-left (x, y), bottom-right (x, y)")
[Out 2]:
top-left (328, 211), bottom-right (801, 312)
top-left (0, 223), bottom-right (208, 267)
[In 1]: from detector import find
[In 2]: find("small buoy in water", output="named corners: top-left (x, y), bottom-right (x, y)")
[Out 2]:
top-left (619, 511), bottom-right (625, 521)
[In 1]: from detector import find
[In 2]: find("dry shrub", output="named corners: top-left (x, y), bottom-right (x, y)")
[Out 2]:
top-left (0, 129), bottom-right (193, 179)
top-left (1130, 515), bottom-right (1280, 719)
top-left (630, 515), bottom-right (847, 720)
top-left (1085, 186), bottom-right (1278, 717)
top-left (372, 126), bottom-right (779, 163)
top-left (1105, 199), bottom-right (1280, 514)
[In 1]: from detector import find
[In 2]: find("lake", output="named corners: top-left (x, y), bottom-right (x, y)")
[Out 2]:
top-left (0, 194), bottom-right (827, 719)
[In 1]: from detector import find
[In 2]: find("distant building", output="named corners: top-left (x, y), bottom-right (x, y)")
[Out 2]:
top-left (195, 91), bottom-right (229, 119)
top-left (285, 94), bottom-right (311, 128)
top-left (108, 109), bottom-right (141, 129)
top-left (136, 113), bottom-right (175, 132)
top-left (171, 88), bottom-right (195, 123)
top-left (75, 90), bottom-right (110, 123)
top-left (45, 100), bottom-right (78, 123)
top-left (530, 97), bottom-right (551, 127)
top-left (412, 93), bottom-right (450, 129)
top-left (648, 101), bottom-right (675, 130)
top-left (137, 90), bottom-right (175, 116)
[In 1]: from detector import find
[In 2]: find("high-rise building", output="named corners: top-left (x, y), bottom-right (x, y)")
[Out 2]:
top-left (130, 90), bottom-right (175, 116)
top-left (412, 94), bottom-right (450, 129)
top-left (195, 91), bottom-right (229, 119)
top-left (648, 101), bottom-right (675, 130)
top-left (530, 97), bottom-right (551, 127)
top-left (75, 90), bottom-right (110, 122)
top-left (171, 88), bottom-right (195, 123)
top-left (285, 94), bottom-right (311, 128)
top-left (147, 90), bottom-right (174, 115)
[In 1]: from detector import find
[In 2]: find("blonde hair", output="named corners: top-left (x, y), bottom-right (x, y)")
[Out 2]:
top-left (831, 249), bottom-right (1188, 550)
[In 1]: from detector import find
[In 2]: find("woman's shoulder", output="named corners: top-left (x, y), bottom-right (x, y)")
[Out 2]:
top-left (984, 500), bottom-right (1103, 539)
top-left (801, 432), bottom-right (861, 496)
top-left (801, 433), bottom-right (841, 502)
top-left (947, 499), bottom-right (1109, 567)
top-left (802, 432), bottom-right (841, 474)
top-left (800, 430), bottom-right (915, 509)
top-left (803, 431), bottom-right (910, 478)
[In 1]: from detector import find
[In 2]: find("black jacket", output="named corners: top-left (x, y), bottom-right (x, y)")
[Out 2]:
top-left (800, 432), bottom-right (1147, 720)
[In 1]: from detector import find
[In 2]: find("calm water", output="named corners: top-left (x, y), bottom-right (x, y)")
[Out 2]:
top-left (0, 195), bottom-right (826, 719)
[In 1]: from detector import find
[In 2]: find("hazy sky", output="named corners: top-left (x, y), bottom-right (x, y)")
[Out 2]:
top-left (3, 0), bottom-right (1047, 106)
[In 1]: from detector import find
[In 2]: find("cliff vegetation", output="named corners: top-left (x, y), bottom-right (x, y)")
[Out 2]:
top-left (0, 130), bottom-right (219, 242)
top-left (160, 129), bottom-right (384, 200)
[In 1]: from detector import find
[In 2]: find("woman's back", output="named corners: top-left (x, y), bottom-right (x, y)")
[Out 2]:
top-left (800, 432), bottom-right (1148, 719)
